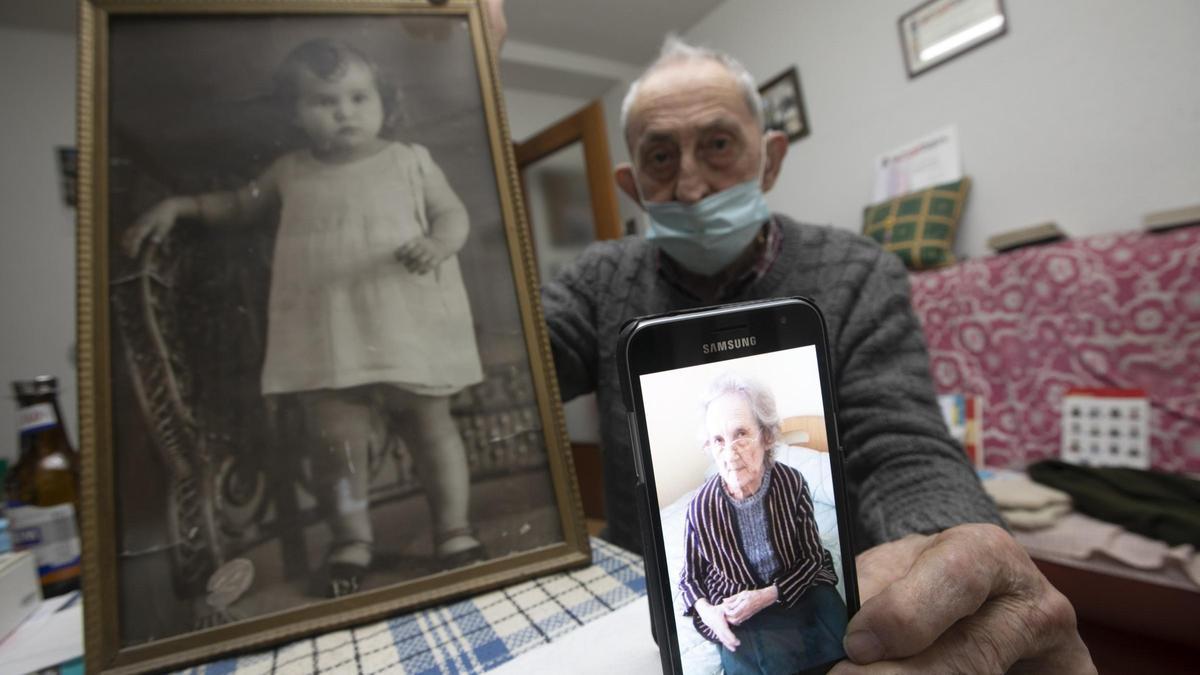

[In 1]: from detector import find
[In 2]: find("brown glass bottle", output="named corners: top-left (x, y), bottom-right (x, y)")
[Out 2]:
top-left (6, 376), bottom-right (82, 596)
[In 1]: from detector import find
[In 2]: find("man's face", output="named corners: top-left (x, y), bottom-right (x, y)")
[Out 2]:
top-left (622, 59), bottom-right (767, 205)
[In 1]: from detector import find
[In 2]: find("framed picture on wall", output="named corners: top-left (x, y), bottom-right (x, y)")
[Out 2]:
top-left (899, 0), bottom-right (1008, 78)
top-left (76, 1), bottom-right (589, 672)
top-left (758, 66), bottom-right (810, 143)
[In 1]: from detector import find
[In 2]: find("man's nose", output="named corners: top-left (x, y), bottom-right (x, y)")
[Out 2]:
top-left (673, 153), bottom-right (710, 204)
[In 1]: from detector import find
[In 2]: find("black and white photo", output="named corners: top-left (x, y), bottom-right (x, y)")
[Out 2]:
top-left (77, 2), bottom-right (588, 672)
top-left (758, 66), bottom-right (810, 143)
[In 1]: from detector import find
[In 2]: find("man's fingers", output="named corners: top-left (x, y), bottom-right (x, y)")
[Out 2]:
top-left (854, 533), bottom-right (932, 602)
top-left (831, 582), bottom-right (1089, 675)
top-left (845, 524), bottom-right (1026, 664)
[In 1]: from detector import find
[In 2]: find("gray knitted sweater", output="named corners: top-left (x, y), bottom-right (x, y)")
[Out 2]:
top-left (542, 215), bottom-right (1002, 554)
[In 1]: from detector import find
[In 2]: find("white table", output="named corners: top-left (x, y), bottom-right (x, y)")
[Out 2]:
top-left (490, 596), bottom-right (662, 674)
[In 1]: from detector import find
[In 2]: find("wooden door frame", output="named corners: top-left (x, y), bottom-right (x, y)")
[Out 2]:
top-left (514, 102), bottom-right (619, 523)
top-left (514, 100), bottom-right (622, 242)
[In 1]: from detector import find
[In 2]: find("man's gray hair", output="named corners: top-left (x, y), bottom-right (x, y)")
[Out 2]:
top-left (701, 372), bottom-right (782, 452)
top-left (620, 34), bottom-right (765, 145)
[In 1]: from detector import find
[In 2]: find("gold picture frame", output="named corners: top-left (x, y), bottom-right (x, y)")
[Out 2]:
top-left (899, 0), bottom-right (1008, 78)
top-left (77, 1), bottom-right (589, 672)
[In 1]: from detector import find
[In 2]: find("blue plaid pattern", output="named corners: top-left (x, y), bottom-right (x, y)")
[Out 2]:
top-left (181, 539), bottom-right (645, 675)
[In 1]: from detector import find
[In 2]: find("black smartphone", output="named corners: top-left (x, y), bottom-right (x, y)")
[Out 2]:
top-left (619, 297), bottom-right (859, 675)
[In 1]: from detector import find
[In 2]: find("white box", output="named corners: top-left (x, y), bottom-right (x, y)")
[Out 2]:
top-left (0, 551), bottom-right (42, 643)
top-left (1061, 388), bottom-right (1151, 469)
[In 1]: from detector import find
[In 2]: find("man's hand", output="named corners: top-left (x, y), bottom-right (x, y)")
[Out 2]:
top-left (723, 585), bottom-right (778, 626)
top-left (482, 0), bottom-right (507, 49)
top-left (395, 236), bottom-right (451, 275)
top-left (694, 598), bottom-right (741, 652)
top-left (831, 524), bottom-right (1095, 674)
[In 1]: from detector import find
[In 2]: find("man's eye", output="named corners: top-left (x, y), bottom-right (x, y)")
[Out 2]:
top-left (710, 137), bottom-right (731, 152)
top-left (353, 93), bottom-right (369, 104)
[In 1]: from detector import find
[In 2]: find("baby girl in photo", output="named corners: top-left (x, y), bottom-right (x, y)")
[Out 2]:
top-left (124, 38), bottom-right (487, 597)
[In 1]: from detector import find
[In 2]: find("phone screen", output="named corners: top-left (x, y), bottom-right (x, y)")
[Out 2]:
top-left (638, 345), bottom-right (851, 675)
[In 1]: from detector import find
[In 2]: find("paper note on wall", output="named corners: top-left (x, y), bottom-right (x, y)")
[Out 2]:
top-left (872, 126), bottom-right (963, 202)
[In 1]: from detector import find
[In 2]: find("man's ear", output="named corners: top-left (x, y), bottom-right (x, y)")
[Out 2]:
top-left (760, 129), bottom-right (789, 193)
top-left (615, 163), bottom-right (643, 206)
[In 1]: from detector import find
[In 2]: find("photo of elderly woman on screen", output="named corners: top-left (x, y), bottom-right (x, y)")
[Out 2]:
top-left (639, 347), bottom-right (850, 675)
top-left (682, 374), bottom-right (846, 674)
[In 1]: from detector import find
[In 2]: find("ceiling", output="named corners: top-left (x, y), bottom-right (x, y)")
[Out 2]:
top-left (504, 0), bottom-right (723, 65)
top-left (0, 0), bottom-right (724, 98)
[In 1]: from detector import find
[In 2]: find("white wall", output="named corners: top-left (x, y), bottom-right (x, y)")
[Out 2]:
top-left (0, 25), bottom-right (79, 462)
top-left (603, 0), bottom-right (1200, 258)
top-left (503, 88), bottom-right (588, 143)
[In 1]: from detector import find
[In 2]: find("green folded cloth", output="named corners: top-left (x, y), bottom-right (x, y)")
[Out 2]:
top-left (1027, 460), bottom-right (1200, 547)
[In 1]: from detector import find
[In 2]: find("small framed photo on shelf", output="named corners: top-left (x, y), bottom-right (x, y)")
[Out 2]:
top-left (899, 0), bottom-right (1008, 78)
top-left (757, 66), bottom-right (810, 143)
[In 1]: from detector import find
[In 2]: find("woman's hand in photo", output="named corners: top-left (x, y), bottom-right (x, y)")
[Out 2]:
top-left (124, 197), bottom-right (186, 257)
top-left (695, 598), bottom-right (741, 652)
top-left (395, 236), bottom-right (451, 275)
top-left (723, 585), bottom-right (778, 626)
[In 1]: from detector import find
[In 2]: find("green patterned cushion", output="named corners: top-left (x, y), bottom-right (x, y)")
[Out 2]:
top-left (862, 178), bottom-right (970, 270)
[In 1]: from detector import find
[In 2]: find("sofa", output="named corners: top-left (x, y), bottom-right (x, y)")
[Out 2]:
top-left (908, 226), bottom-right (1200, 474)
top-left (910, 226), bottom-right (1200, 662)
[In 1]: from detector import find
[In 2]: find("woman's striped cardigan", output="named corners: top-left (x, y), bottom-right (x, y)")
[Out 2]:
top-left (679, 462), bottom-right (838, 643)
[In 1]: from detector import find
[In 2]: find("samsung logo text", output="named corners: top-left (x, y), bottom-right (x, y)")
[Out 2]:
top-left (702, 337), bottom-right (757, 355)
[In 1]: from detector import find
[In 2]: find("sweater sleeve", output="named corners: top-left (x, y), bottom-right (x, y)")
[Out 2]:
top-left (834, 248), bottom-right (1003, 548)
top-left (541, 246), bottom-right (607, 401)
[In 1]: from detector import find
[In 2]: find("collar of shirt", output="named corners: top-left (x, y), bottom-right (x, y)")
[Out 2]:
top-left (656, 216), bottom-right (783, 303)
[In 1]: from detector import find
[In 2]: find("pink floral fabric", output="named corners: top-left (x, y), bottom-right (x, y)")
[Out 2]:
top-left (909, 228), bottom-right (1200, 472)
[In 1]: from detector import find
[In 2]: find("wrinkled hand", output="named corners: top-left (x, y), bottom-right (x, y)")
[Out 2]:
top-left (831, 524), bottom-right (1095, 674)
top-left (123, 197), bottom-right (184, 257)
top-left (694, 598), bottom-right (741, 652)
top-left (723, 585), bottom-right (778, 626)
top-left (395, 236), bottom-right (451, 275)
top-left (482, 0), bottom-right (507, 48)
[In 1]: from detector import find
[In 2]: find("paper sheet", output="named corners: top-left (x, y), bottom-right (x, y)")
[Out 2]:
top-left (872, 126), bottom-right (963, 202)
top-left (0, 592), bottom-right (83, 675)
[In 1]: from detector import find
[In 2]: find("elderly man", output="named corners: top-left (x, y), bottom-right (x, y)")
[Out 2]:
top-left (541, 35), bottom-right (1094, 672)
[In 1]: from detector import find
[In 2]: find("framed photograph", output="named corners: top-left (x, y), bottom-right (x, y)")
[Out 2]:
top-left (899, 0), bottom-right (1008, 78)
top-left (76, 1), bottom-right (589, 672)
top-left (757, 66), bottom-right (810, 143)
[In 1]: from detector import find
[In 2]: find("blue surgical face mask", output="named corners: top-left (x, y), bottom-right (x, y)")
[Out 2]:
top-left (640, 176), bottom-right (771, 277)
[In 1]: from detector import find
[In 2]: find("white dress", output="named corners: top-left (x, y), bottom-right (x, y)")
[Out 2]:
top-left (260, 142), bottom-right (484, 396)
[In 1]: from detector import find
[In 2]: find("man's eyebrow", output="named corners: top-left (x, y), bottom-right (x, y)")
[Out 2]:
top-left (638, 131), bottom-right (678, 148)
top-left (699, 117), bottom-right (744, 135)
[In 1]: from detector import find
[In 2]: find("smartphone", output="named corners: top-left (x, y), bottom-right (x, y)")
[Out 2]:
top-left (619, 297), bottom-right (859, 675)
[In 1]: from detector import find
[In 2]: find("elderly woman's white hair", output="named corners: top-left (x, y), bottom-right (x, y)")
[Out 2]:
top-left (701, 372), bottom-right (782, 457)
top-left (619, 34), bottom-right (765, 144)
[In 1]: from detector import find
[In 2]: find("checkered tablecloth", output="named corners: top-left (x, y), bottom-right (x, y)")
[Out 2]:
top-left (182, 539), bottom-right (646, 675)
